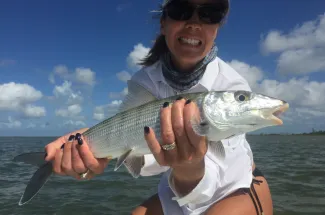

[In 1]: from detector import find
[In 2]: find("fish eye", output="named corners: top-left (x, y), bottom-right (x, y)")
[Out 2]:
top-left (235, 92), bottom-right (250, 102)
top-left (238, 94), bottom-right (246, 101)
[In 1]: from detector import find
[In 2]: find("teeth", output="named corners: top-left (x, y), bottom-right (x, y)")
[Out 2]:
top-left (179, 37), bottom-right (200, 45)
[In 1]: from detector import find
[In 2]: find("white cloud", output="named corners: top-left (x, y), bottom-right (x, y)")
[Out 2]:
top-left (277, 48), bottom-right (325, 75)
top-left (232, 60), bottom-right (325, 109)
top-left (232, 60), bottom-right (325, 125)
top-left (49, 65), bottom-right (70, 82)
top-left (127, 43), bottom-right (150, 71)
top-left (53, 81), bottom-right (72, 97)
top-left (228, 60), bottom-right (264, 89)
top-left (261, 14), bottom-right (325, 53)
top-left (53, 81), bottom-right (83, 105)
top-left (295, 108), bottom-right (325, 117)
top-left (48, 73), bottom-right (55, 84)
top-left (63, 120), bottom-right (86, 127)
top-left (0, 116), bottom-right (22, 128)
top-left (260, 13), bottom-right (325, 75)
top-left (116, 71), bottom-right (131, 83)
top-left (0, 82), bottom-right (46, 118)
top-left (109, 87), bottom-right (128, 99)
top-left (93, 106), bottom-right (106, 121)
top-left (55, 104), bottom-right (82, 117)
top-left (257, 77), bottom-right (325, 109)
top-left (93, 100), bottom-right (123, 121)
top-left (0, 82), bottom-right (43, 111)
top-left (54, 65), bottom-right (69, 76)
top-left (75, 68), bottom-right (96, 86)
top-left (49, 65), bottom-right (96, 87)
top-left (23, 105), bottom-right (46, 118)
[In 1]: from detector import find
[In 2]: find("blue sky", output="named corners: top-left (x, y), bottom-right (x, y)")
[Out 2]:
top-left (0, 0), bottom-right (325, 136)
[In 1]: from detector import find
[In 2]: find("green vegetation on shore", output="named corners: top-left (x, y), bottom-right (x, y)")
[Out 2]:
top-left (249, 129), bottom-right (325, 136)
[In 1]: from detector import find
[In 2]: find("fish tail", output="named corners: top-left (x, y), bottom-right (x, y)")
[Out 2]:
top-left (13, 152), bottom-right (53, 206)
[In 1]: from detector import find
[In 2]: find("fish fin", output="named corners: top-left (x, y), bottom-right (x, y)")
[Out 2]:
top-left (208, 141), bottom-right (226, 161)
top-left (13, 152), bottom-right (47, 167)
top-left (18, 162), bottom-right (53, 206)
top-left (118, 80), bottom-right (157, 112)
top-left (123, 155), bottom-right (143, 178)
top-left (114, 149), bottom-right (133, 171)
top-left (191, 117), bottom-right (210, 136)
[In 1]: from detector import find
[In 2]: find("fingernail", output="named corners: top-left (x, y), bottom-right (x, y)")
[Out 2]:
top-left (44, 153), bottom-right (48, 159)
top-left (185, 99), bottom-right (192, 105)
top-left (61, 144), bottom-right (65, 149)
top-left (68, 135), bottom-right (75, 142)
top-left (176, 96), bottom-right (183, 101)
top-left (144, 126), bottom-right (150, 134)
top-left (163, 102), bottom-right (169, 108)
top-left (75, 133), bottom-right (83, 145)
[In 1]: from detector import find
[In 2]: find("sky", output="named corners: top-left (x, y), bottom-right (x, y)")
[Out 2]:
top-left (0, 0), bottom-right (325, 136)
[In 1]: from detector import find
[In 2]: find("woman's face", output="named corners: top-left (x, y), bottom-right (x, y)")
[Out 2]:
top-left (161, 0), bottom-right (221, 71)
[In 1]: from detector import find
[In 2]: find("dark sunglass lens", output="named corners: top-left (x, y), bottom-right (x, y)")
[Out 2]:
top-left (198, 7), bottom-right (225, 24)
top-left (166, 1), bottom-right (194, 20)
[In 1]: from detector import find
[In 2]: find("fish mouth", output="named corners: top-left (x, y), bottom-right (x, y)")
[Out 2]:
top-left (265, 102), bottom-right (289, 125)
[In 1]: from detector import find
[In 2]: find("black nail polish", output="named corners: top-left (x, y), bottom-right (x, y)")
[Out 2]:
top-left (75, 133), bottom-right (81, 140)
top-left (75, 133), bottom-right (83, 145)
top-left (163, 102), bottom-right (169, 108)
top-left (185, 99), bottom-right (192, 105)
top-left (68, 135), bottom-right (75, 142)
top-left (144, 126), bottom-right (150, 134)
top-left (176, 96), bottom-right (183, 101)
top-left (61, 143), bottom-right (65, 149)
top-left (78, 138), bottom-right (83, 145)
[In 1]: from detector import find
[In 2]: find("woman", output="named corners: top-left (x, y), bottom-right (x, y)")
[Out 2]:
top-left (45, 0), bottom-right (273, 214)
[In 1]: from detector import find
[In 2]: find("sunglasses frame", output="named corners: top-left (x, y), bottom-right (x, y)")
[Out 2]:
top-left (163, 0), bottom-right (228, 24)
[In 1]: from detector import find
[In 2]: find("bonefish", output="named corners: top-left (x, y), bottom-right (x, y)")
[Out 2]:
top-left (13, 80), bottom-right (289, 206)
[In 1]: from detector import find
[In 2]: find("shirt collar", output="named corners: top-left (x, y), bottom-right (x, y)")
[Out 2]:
top-left (148, 58), bottom-right (220, 92)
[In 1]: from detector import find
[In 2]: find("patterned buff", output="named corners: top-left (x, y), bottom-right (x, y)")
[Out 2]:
top-left (161, 44), bottom-right (218, 92)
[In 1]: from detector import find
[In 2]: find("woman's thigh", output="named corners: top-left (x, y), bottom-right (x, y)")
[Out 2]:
top-left (204, 175), bottom-right (273, 215)
top-left (131, 194), bottom-right (164, 215)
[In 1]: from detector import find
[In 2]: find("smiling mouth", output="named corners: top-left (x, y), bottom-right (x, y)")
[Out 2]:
top-left (178, 37), bottom-right (202, 46)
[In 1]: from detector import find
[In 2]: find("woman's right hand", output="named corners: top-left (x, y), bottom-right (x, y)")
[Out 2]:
top-left (44, 128), bottom-right (111, 180)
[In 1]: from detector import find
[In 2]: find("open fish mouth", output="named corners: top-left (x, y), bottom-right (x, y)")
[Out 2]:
top-left (267, 102), bottom-right (289, 125)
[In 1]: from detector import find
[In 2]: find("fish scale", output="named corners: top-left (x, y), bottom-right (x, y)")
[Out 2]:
top-left (81, 95), bottom-right (188, 159)
top-left (86, 93), bottom-right (204, 158)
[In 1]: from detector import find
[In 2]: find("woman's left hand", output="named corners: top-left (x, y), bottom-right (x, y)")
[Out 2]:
top-left (144, 97), bottom-right (208, 195)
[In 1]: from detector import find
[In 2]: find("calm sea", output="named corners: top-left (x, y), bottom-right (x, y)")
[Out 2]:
top-left (1, 135), bottom-right (324, 215)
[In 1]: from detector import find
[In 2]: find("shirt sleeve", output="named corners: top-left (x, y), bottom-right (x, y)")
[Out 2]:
top-left (140, 154), bottom-right (170, 176)
top-left (166, 152), bottom-right (219, 207)
top-left (166, 134), bottom-right (253, 208)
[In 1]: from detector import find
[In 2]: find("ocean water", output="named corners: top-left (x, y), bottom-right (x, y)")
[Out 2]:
top-left (0, 135), bottom-right (324, 215)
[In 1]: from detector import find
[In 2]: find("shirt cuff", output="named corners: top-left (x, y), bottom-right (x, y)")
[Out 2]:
top-left (167, 158), bottom-right (218, 206)
top-left (140, 154), bottom-right (170, 176)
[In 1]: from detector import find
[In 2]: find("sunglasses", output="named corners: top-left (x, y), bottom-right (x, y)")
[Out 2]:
top-left (164, 0), bottom-right (228, 24)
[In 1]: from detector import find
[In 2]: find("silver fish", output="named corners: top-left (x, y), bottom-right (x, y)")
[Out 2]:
top-left (13, 80), bottom-right (289, 206)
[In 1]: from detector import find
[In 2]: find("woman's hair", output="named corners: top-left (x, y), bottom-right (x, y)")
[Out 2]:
top-left (138, 10), bottom-right (168, 67)
top-left (138, 1), bottom-right (230, 67)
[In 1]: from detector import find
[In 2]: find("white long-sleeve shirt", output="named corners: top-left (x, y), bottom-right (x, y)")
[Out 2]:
top-left (128, 57), bottom-right (254, 215)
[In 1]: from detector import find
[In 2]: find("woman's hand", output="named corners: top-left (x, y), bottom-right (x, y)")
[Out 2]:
top-left (144, 97), bottom-right (208, 195)
top-left (44, 128), bottom-right (110, 180)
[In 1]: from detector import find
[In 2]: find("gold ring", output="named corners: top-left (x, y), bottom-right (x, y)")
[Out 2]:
top-left (161, 142), bottom-right (176, 151)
